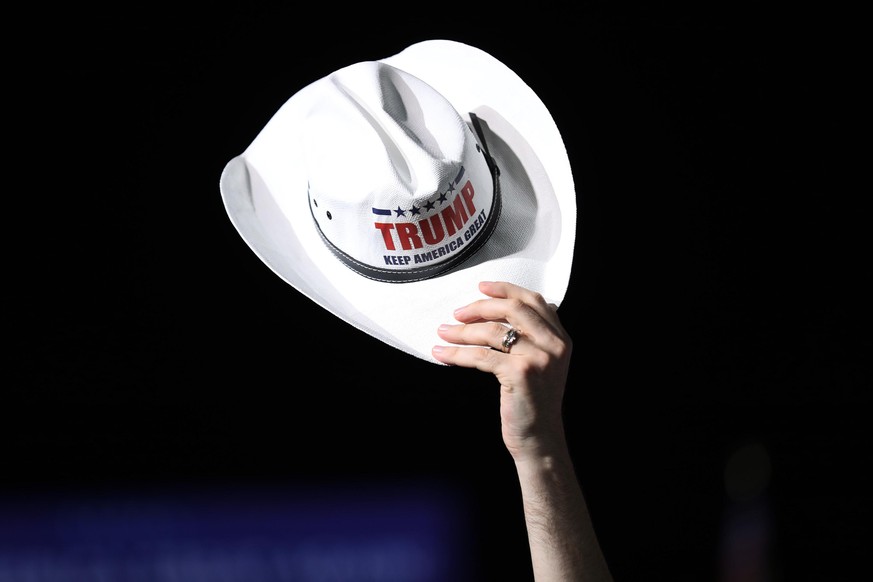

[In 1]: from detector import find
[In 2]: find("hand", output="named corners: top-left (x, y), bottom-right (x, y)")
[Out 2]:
top-left (432, 281), bottom-right (573, 461)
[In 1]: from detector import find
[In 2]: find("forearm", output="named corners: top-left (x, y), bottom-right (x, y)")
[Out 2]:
top-left (515, 440), bottom-right (613, 582)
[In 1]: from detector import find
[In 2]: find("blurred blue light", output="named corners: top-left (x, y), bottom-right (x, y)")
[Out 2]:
top-left (0, 482), bottom-right (473, 582)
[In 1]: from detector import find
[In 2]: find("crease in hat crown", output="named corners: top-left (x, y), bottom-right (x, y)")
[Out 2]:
top-left (302, 61), bottom-right (498, 283)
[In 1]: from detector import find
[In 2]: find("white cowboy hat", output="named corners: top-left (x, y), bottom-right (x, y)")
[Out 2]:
top-left (219, 39), bottom-right (576, 364)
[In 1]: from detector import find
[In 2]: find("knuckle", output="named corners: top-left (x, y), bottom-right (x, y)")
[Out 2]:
top-left (554, 336), bottom-right (572, 360)
top-left (472, 346), bottom-right (494, 364)
top-left (528, 290), bottom-right (547, 307)
top-left (515, 358), bottom-right (536, 376)
top-left (540, 329), bottom-right (572, 359)
top-left (515, 353), bottom-right (548, 378)
top-left (531, 351), bottom-right (551, 370)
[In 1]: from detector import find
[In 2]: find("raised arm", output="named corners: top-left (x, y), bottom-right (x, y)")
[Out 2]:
top-left (432, 281), bottom-right (613, 582)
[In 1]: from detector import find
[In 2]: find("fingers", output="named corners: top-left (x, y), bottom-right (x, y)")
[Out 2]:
top-left (437, 321), bottom-right (525, 354)
top-left (450, 282), bottom-right (568, 353)
top-left (431, 341), bottom-right (501, 372)
top-left (432, 281), bottom-right (571, 366)
top-left (477, 281), bottom-right (561, 326)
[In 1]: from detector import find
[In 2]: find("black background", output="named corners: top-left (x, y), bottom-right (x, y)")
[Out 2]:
top-left (6, 6), bottom-right (870, 581)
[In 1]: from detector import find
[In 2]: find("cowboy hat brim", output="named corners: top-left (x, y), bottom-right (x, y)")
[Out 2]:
top-left (219, 39), bottom-right (576, 364)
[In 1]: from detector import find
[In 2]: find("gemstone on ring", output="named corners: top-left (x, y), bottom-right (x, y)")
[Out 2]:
top-left (501, 327), bottom-right (521, 353)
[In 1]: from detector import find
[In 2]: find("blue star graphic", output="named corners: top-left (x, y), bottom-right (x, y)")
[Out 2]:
top-left (394, 206), bottom-right (406, 217)
top-left (409, 204), bottom-right (421, 216)
top-left (437, 192), bottom-right (448, 205)
top-left (424, 200), bottom-right (436, 211)
top-left (445, 182), bottom-right (456, 194)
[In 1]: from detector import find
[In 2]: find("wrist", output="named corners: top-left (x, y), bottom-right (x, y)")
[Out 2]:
top-left (506, 428), bottom-right (571, 466)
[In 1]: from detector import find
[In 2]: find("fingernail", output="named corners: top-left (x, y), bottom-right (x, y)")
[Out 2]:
top-left (432, 345), bottom-right (444, 354)
top-left (453, 306), bottom-right (466, 317)
top-left (438, 324), bottom-right (451, 332)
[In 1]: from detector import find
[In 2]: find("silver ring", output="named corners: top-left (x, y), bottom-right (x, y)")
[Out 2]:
top-left (501, 327), bottom-right (521, 353)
